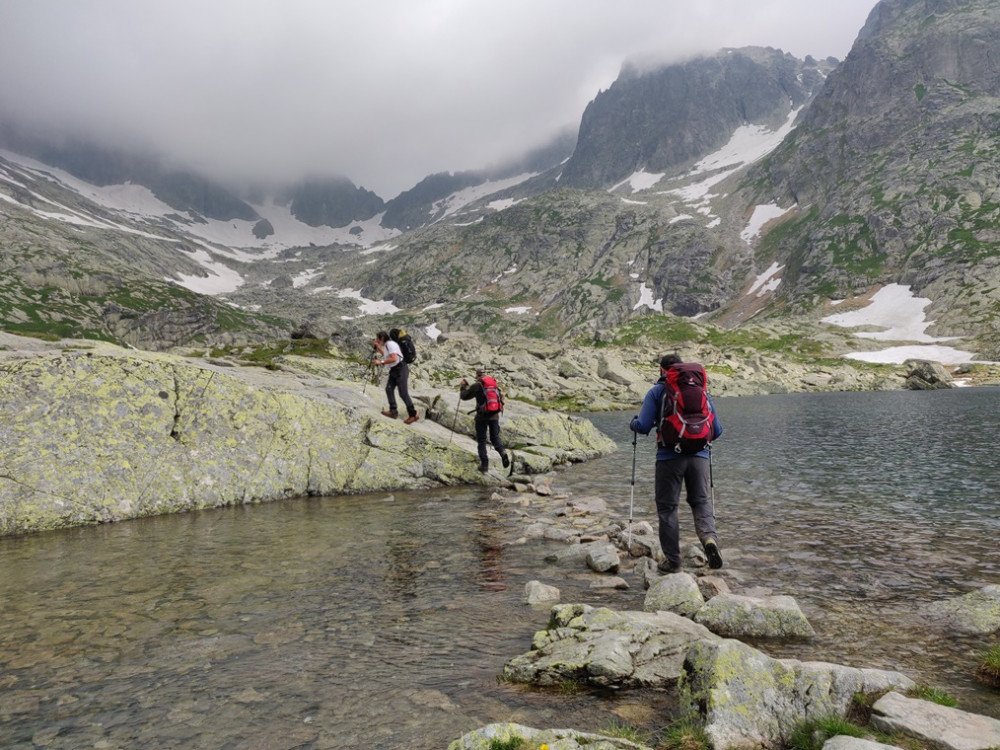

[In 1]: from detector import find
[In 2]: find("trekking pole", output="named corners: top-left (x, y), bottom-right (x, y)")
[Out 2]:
top-left (447, 389), bottom-right (462, 445)
top-left (362, 346), bottom-right (377, 396)
top-left (627, 418), bottom-right (638, 549)
top-left (709, 443), bottom-right (716, 508)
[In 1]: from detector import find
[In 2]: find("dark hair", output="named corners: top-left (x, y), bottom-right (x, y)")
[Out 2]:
top-left (375, 330), bottom-right (389, 343)
top-left (659, 353), bottom-right (682, 369)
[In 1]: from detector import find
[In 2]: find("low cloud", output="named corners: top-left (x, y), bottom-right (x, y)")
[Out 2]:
top-left (0, 0), bottom-right (878, 198)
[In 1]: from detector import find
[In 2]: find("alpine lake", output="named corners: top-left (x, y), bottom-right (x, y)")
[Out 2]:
top-left (1, 387), bottom-right (998, 749)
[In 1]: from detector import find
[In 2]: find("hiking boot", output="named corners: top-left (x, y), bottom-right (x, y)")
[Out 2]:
top-left (657, 559), bottom-right (681, 574)
top-left (477, 465), bottom-right (489, 473)
top-left (381, 410), bottom-right (398, 419)
top-left (704, 540), bottom-right (723, 570)
top-left (403, 414), bottom-right (419, 424)
top-left (501, 452), bottom-right (510, 468)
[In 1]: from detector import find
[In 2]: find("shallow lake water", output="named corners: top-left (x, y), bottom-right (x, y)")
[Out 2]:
top-left (1, 388), bottom-right (998, 748)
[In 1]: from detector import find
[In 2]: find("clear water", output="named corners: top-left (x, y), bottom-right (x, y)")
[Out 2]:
top-left (1, 388), bottom-right (998, 749)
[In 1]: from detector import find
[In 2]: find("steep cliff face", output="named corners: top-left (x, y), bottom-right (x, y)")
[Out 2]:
top-left (560, 47), bottom-right (837, 189)
top-left (740, 0), bottom-right (1000, 344)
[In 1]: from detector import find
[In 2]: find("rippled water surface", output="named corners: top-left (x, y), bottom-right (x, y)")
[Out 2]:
top-left (2, 388), bottom-right (999, 748)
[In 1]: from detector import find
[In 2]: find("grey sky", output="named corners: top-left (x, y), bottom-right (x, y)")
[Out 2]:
top-left (0, 0), bottom-right (879, 199)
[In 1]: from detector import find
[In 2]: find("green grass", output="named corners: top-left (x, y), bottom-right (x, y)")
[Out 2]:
top-left (907, 684), bottom-right (958, 707)
top-left (209, 337), bottom-right (336, 369)
top-left (659, 716), bottom-right (710, 750)
top-left (487, 737), bottom-right (524, 750)
top-left (976, 644), bottom-right (1000, 688)
top-left (597, 719), bottom-right (649, 744)
top-left (788, 715), bottom-right (865, 749)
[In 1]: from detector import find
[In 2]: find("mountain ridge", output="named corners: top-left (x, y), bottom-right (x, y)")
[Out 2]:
top-left (3, 2), bottom-right (1000, 370)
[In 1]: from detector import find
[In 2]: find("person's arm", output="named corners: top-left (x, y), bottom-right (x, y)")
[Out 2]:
top-left (630, 385), bottom-right (661, 435)
top-left (708, 394), bottom-right (723, 439)
top-left (459, 380), bottom-right (479, 401)
top-left (378, 351), bottom-right (399, 366)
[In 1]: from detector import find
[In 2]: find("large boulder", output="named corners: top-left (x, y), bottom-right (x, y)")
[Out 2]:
top-left (870, 691), bottom-right (1000, 749)
top-left (0, 343), bottom-right (616, 535)
top-left (693, 592), bottom-right (816, 639)
top-left (448, 723), bottom-right (652, 750)
top-left (502, 602), bottom-right (717, 689)
top-left (643, 572), bottom-right (705, 618)
top-left (903, 359), bottom-right (953, 389)
top-left (680, 639), bottom-right (915, 749)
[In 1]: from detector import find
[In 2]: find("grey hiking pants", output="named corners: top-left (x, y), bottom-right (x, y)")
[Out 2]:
top-left (654, 455), bottom-right (717, 567)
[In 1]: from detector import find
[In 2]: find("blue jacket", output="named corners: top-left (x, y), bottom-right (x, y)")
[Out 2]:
top-left (630, 376), bottom-right (722, 461)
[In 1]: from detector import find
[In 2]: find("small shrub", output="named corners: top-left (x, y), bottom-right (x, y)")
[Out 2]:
top-left (598, 719), bottom-right (648, 744)
top-left (908, 684), bottom-right (958, 707)
top-left (788, 715), bottom-right (865, 750)
top-left (660, 716), bottom-right (710, 750)
top-left (555, 679), bottom-right (584, 695)
top-left (488, 737), bottom-right (524, 750)
top-left (976, 644), bottom-right (1000, 688)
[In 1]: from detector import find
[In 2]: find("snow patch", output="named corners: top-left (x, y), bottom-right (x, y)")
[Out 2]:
top-left (610, 170), bottom-right (665, 194)
top-left (431, 172), bottom-right (536, 221)
top-left (633, 282), bottom-right (663, 312)
top-left (742, 203), bottom-right (793, 244)
top-left (747, 262), bottom-right (783, 297)
top-left (822, 283), bottom-right (975, 364)
top-left (171, 249), bottom-right (245, 294)
top-left (336, 289), bottom-right (400, 316)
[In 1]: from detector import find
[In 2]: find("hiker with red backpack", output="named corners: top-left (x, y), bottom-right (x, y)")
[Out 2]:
top-left (459, 368), bottom-right (510, 473)
top-left (630, 353), bottom-right (724, 574)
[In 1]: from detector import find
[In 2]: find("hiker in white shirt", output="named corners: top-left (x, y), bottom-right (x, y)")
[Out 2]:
top-left (373, 330), bottom-right (419, 424)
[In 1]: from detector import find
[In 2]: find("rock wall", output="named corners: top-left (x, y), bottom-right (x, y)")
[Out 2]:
top-left (0, 340), bottom-right (615, 536)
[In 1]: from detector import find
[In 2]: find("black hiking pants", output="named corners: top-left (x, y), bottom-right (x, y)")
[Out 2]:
top-left (385, 362), bottom-right (416, 418)
top-left (474, 414), bottom-right (505, 468)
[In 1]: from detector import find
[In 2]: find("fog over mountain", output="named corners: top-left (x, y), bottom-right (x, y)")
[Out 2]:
top-left (0, 0), bottom-right (878, 199)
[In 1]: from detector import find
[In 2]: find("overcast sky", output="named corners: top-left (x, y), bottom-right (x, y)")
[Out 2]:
top-left (0, 1), bottom-right (879, 199)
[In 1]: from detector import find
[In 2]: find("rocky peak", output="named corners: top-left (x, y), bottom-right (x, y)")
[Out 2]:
top-left (559, 46), bottom-right (837, 189)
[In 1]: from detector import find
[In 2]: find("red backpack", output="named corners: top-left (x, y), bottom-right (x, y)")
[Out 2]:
top-left (480, 375), bottom-right (504, 414)
top-left (657, 363), bottom-right (714, 453)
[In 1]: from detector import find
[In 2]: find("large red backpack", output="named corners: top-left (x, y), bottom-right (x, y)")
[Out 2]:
top-left (480, 375), bottom-right (504, 414)
top-left (657, 363), bottom-right (714, 454)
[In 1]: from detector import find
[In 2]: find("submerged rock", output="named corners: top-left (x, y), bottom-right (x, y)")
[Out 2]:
top-left (448, 722), bottom-right (652, 750)
top-left (923, 584), bottom-right (1000, 635)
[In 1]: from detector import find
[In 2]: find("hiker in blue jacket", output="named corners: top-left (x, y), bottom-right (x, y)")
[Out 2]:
top-left (630, 353), bottom-right (724, 574)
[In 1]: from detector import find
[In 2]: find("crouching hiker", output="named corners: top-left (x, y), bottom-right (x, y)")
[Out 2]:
top-left (459, 368), bottom-right (509, 473)
top-left (373, 330), bottom-right (419, 424)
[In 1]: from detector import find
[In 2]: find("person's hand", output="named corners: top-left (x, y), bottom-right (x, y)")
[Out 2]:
top-left (460, 378), bottom-right (468, 387)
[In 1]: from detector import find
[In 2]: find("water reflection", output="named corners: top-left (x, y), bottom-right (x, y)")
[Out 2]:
top-left (1, 389), bottom-right (999, 749)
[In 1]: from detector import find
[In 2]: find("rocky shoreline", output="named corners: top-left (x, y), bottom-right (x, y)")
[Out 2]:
top-left (5, 322), bottom-right (983, 537)
top-left (0, 334), bottom-right (614, 536)
top-left (448, 476), bottom-right (1000, 749)
top-left (3, 330), bottom-right (1000, 748)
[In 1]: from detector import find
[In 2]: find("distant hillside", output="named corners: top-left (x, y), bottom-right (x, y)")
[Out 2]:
top-left (3, 2), bottom-right (1000, 367)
